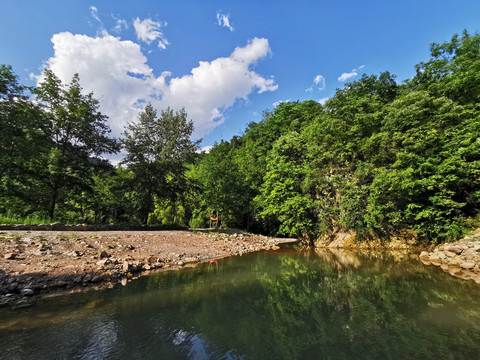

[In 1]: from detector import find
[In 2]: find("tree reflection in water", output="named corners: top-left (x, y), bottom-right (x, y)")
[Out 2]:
top-left (1, 249), bottom-right (480, 359)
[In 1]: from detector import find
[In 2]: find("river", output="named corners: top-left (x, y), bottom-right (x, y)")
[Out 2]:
top-left (1, 247), bottom-right (480, 359)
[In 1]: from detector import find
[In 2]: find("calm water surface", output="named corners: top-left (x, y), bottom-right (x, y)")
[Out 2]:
top-left (1, 247), bottom-right (480, 359)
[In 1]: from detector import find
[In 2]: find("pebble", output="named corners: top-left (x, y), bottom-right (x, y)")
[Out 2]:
top-left (4, 253), bottom-right (16, 260)
top-left (20, 288), bottom-right (34, 296)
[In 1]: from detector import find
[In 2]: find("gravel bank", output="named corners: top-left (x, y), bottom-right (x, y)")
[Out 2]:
top-left (0, 229), bottom-right (297, 307)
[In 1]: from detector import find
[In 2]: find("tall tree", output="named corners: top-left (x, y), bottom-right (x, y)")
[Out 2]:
top-left (0, 65), bottom-right (50, 216)
top-left (197, 141), bottom-right (249, 227)
top-left (35, 69), bottom-right (119, 219)
top-left (122, 104), bottom-right (199, 223)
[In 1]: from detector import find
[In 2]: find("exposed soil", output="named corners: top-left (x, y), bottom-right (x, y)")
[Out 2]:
top-left (0, 229), bottom-right (297, 307)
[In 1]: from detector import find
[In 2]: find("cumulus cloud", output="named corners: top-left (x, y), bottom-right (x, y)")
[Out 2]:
top-left (216, 11), bottom-right (234, 31)
top-left (158, 37), bottom-right (277, 136)
top-left (133, 18), bottom-right (169, 49)
top-left (37, 33), bottom-right (277, 140)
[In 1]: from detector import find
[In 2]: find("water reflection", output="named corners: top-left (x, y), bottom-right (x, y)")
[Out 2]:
top-left (1, 248), bottom-right (480, 359)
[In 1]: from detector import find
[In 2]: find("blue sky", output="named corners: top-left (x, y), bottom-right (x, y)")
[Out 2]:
top-left (2, 0), bottom-right (480, 152)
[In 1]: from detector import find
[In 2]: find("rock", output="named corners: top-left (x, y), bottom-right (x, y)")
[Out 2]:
top-left (4, 253), bottom-right (16, 260)
top-left (122, 262), bottom-right (130, 272)
top-left (96, 258), bottom-right (111, 266)
top-left (7, 282), bottom-right (19, 292)
top-left (67, 250), bottom-right (83, 257)
top-left (444, 251), bottom-right (456, 258)
top-left (83, 274), bottom-right (92, 283)
top-left (55, 280), bottom-right (67, 287)
top-left (419, 251), bottom-right (429, 258)
top-left (91, 275), bottom-right (101, 282)
top-left (462, 249), bottom-right (477, 260)
top-left (73, 276), bottom-right (83, 283)
top-left (176, 261), bottom-right (185, 266)
top-left (444, 246), bottom-right (464, 255)
top-left (100, 250), bottom-right (110, 259)
top-left (447, 258), bottom-right (460, 266)
top-left (20, 288), bottom-right (34, 296)
top-left (461, 262), bottom-right (476, 270)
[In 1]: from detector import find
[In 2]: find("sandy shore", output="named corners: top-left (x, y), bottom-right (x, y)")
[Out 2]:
top-left (0, 229), bottom-right (297, 307)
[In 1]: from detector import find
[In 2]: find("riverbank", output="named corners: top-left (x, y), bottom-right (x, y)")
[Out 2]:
top-left (0, 229), bottom-right (297, 307)
top-left (419, 229), bottom-right (480, 283)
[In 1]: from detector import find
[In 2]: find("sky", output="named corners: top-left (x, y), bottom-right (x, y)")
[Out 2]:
top-left (2, 0), bottom-right (480, 155)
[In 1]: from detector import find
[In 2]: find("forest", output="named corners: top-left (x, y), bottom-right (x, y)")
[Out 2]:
top-left (1, 31), bottom-right (479, 244)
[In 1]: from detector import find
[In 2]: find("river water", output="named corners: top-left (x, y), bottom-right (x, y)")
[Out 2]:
top-left (1, 247), bottom-right (480, 359)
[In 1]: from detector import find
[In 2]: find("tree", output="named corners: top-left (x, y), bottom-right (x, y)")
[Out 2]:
top-left (122, 104), bottom-right (199, 223)
top-left (0, 65), bottom-right (50, 217)
top-left (254, 132), bottom-right (316, 239)
top-left (196, 141), bottom-right (249, 228)
top-left (410, 31), bottom-right (480, 105)
top-left (34, 69), bottom-right (120, 219)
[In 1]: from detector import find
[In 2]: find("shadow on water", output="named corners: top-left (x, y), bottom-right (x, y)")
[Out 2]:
top-left (1, 248), bottom-right (480, 359)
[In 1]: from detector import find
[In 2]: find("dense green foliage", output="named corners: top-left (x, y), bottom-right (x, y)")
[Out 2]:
top-left (193, 31), bottom-right (480, 242)
top-left (0, 31), bottom-right (479, 242)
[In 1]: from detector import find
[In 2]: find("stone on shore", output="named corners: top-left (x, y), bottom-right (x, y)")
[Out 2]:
top-left (420, 231), bottom-right (480, 283)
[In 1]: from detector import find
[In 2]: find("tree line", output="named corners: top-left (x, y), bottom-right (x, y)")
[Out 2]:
top-left (1, 31), bottom-right (479, 243)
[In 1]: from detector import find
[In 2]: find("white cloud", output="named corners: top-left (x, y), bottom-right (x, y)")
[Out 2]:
top-left (159, 37), bottom-right (277, 137)
top-left (314, 74), bottom-right (326, 89)
top-left (89, 5), bottom-right (105, 33)
top-left (306, 74), bottom-right (326, 92)
top-left (112, 17), bottom-right (128, 34)
top-left (37, 33), bottom-right (277, 140)
top-left (338, 65), bottom-right (365, 82)
top-left (133, 18), bottom-right (169, 49)
top-left (197, 145), bottom-right (213, 154)
top-left (338, 70), bottom-right (357, 82)
top-left (216, 11), bottom-right (234, 31)
top-left (273, 99), bottom-right (290, 107)
top-left (89, 6), bottom-right (102, 24)
top-left (319, 97), bottom-right (330, 105)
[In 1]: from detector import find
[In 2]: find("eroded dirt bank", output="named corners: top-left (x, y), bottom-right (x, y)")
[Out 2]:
top-left (0, 229), bottom-right (297, 307)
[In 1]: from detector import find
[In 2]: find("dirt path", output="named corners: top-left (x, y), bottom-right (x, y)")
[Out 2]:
top-left (0, 229), bottom-right (297, 307)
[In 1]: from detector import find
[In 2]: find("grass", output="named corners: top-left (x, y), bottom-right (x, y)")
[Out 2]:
top-left (0, 214), bottom-right (51, 225)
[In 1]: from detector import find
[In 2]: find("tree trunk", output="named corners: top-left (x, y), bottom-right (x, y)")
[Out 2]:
top-left (49, 185), bottom-right (58, 221)
top-left (143, 184), bottom-right (153, 224)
